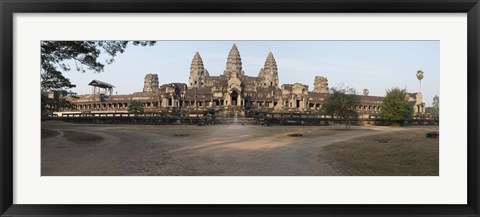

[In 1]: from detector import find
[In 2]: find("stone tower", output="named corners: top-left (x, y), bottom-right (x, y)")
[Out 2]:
top-left (224, 44), bottom-right (244, 78)
top-left (258, 52), bottom-right (279, 87)
top-left (313, 76), bottom-right (329, 93)
top-left (143, 73), bottom-right (159, 92)
top-left (188, 52), bottom-right (209, 88)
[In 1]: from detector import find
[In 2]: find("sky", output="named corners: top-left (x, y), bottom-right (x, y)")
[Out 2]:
top-left (64, 41), bottom-right (440, 106)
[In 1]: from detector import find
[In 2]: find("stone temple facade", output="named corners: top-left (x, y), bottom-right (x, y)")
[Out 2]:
top-left (65, 44), bottom-right (426, 118)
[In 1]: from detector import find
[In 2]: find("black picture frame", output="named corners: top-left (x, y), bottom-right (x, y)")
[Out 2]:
top-left (1, 0), bottom-right (479, 216)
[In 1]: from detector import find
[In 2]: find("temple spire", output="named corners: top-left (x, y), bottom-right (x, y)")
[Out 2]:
top-left (258, 51), bottom-right (279, 87)
top-left (193, 51), bottom-right (201, 60)
top-left (266, 51), bottom-right (274, 59)
top-left (189, 52), bottom-right (208, 87)
top-left (264, 52), bottom-right (276, 71)
top-left (191, 52), bottom-right (204, 73)
top-left (224, 44), bottom-right (244, 78)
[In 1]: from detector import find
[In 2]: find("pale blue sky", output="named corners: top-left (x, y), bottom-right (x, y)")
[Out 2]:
top-left (64, 41), bottom-right (439, 105)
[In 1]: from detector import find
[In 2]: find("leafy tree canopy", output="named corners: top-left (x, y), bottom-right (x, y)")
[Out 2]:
top-left (41, 41), bottom-right (155, 91)
top-left (430, 95), bottom-right (439, 119)
top-left (425, 107), bottom-right (432, 114)
top-left (128, 100), bottom-right (144, 114)
top-left (323, 86), bottom-right (360, 129)
top-left (40, 41), bottom-right (155, 113)
top-left (380, 87), bottom-right (415, 124)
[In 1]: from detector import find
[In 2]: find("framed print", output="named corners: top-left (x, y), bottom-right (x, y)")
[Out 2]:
top-left (1, 0), bottom-right (479, 216)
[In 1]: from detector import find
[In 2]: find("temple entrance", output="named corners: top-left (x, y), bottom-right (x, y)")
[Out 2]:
top-left (231, 91), bottom-right (238, 106)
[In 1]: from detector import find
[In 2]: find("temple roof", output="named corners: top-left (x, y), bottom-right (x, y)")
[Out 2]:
top-left (88, 80), bottom-right (114, 89)
top-left (407, 93), bottom-right (420, 98)
top-left (307, 92), bottom-right (329, 98)
top-left (185, 87), bottom-right (214, 100)
top-left (242, 76), bottom-right (259, 86)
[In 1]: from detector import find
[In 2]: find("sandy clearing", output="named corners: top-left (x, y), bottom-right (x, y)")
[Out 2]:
top-left (41, 121), bottom-right (418, 176)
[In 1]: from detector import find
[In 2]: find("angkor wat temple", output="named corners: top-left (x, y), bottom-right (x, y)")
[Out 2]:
top-left (61, 44), bottom-right (425, 118)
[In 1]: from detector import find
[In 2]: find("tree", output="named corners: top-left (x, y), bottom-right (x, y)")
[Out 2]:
top-left (416, 70), bottom-right (424, 93)
top-left (41, 90), bottom-right (74, 114)
top-left (430, 95), bottom-right (439, 119)
top-left (323, 86), bottom-right (360, 129)
top-left (425, 107), bottom-right (432, 114)
top-left (380, 87), bottom-right (415, 125)
top-left (128, 100), bottom-right (144, 114)
top-left (363, 89), bottom-right (369, 96)
top-left (41, 41), bottom-right (156, 112)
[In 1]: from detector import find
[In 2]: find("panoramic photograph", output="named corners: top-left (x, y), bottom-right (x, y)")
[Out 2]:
top-left (41, 41), bottom-right (440, 176)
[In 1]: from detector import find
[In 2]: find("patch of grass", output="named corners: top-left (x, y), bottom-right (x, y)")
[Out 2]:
top-left (322, 129), bottom-right (439, 176)
top-left (41, 129), bottom-right (60, 139)
top-left (63, 130), bottom-right (104, 143)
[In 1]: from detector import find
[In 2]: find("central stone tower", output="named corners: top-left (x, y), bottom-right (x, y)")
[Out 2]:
top-left (224, 44), bottom-right (245, 79)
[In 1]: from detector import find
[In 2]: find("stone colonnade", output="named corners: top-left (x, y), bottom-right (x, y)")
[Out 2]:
top-left (72, 95), bottom-right (386, 115)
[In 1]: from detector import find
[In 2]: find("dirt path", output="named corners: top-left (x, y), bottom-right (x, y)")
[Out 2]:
top-left (41, 122), bottom-right (407, 176)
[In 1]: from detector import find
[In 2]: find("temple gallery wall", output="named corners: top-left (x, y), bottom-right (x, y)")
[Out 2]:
top-left (55, 44), bottom-right (426, 118)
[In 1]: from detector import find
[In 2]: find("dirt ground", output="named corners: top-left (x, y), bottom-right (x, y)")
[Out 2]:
top-left (41, 121), bottom-right (439, 176)
top-left (320, 129), bottom-right (439, 176)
